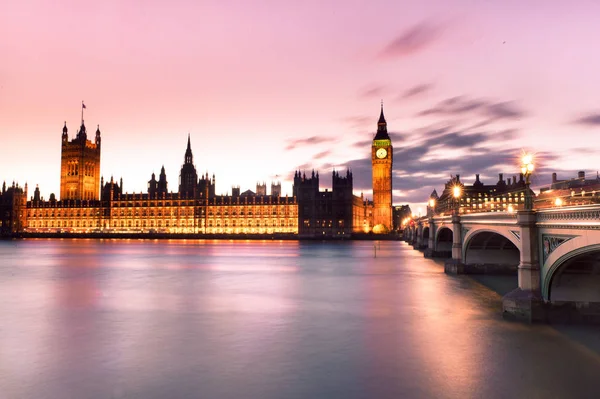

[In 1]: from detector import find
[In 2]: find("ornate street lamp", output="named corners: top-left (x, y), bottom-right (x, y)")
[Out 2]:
top-left (452, 185), bottom-right (462, 215)
top-left (428, 198), bottom-right (436, 217)
top-left (521, 153), bottom-right (534, 210)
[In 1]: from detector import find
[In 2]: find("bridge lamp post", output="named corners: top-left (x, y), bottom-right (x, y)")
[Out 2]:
top-left (521, 153), bottom-right (534, 210)
top-left (452, 185), bottom-right (462, 215)
top-left (428, 198), bottom-right (436, 217)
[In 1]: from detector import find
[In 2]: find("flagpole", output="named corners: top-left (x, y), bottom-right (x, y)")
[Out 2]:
top-left (81, 101), bottom-right (84, 125)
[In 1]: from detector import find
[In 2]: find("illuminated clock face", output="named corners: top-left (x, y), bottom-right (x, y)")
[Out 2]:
top-left (376, 148), bottom-right (387, 159)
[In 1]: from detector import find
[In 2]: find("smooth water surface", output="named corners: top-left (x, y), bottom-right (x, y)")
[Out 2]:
top-left (1, 239), bottom-right (600, 399)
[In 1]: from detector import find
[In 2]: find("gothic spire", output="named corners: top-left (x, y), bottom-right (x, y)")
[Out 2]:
top-left (374, 101), bottom-right (391, 141)
top-left (184, 134), bottom-right (193, 164)
top-left (378, 100), bottom-right (386, 124)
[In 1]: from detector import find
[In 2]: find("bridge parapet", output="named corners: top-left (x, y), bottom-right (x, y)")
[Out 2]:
top-left (536, 204), bottom-right (600, 228)
top-left (460, 211), bottom-right (518, 225)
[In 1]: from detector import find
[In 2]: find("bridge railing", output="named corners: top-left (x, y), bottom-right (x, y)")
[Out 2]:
top-left (432, 214), bottom-right (452, 224)
top-left (457, 211), bottom-right (518, 225)
top-left (536, 204), bottom-right (600, 227)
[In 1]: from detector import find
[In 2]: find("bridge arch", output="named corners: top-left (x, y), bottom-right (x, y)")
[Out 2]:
top-left (543, 237), bottom-right (600, 302)
top-left (462, 229), bottom-right (520, 268)
top-left (435, 226), bottom-right (453, 255)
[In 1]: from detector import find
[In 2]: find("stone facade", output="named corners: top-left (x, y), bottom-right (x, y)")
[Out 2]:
top-left (0, 182), bottom-right (28, 235)
top-left (434, 173), bottom-right (533, 215)
top-left (293, 170), bottom-right (372, 237)
top-left (536, 171), bottom-right (600, 208)
top-left (60, 121), bottom-right (101, 201)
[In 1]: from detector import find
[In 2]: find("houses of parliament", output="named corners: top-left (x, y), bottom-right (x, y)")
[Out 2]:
top-left (1, 106), bottom-right (397, 237)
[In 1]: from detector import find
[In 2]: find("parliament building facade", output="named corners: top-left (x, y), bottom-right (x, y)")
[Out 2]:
top-left (2, 107), bottom-right (397, 237)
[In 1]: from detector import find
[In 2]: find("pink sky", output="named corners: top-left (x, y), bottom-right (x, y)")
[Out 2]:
top-left (2, 0), bottom-right (600, 211)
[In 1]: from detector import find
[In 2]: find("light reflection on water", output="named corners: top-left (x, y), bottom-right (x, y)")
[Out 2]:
top-left (0, 238), bottom-right (600, 399)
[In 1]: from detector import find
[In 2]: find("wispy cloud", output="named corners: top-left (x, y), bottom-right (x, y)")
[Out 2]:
top-left (418, 95), bottom-right (527, 121)
top-left (358, 84), bottom-right (386, 99)
top-left (572, 112), bottom-right (600, 126)
top-left (312, 150), bottom-right (331, 160)
top-left (285, 136), bottom-right (335, 151)
top-left (400, 83), bottom-right (433, 99)
top-left (342, 115), bottom-right (372, 129)
top-left (379, 21), bottom-right (445, 59)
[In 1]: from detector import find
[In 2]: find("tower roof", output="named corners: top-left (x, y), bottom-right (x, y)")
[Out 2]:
top-left (63, 121), bottom-right (68, 133)
top-left (184, 134), bottom-right (193, 163)
top-left (374, 102), bottom-right (391, 141)
top-left (378, 103), bottom-right (386, 124)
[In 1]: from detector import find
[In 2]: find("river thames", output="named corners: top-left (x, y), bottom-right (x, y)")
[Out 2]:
top-left (1, 239), bottom-right (599, 398)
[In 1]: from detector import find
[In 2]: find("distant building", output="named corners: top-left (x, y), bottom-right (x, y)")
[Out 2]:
top-left (0, 181), bottom-right (28, 235)
top-left (393, 205), bottom-right (412, 231)
top-left (433, 173), bottom-right (533, 215)
top-left (536, 171), bottom-right (600, 208)
top-left (60, 121), bottom-right (101, 200)
top-left (256, 182), bottom-right (267, 196)
top-left (293, 170), bottom-right (372, 237)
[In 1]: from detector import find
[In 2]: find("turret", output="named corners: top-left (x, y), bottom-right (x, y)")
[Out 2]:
top-left (62, 122), bottom-right (68, 143)
top-left (95, 125), bottom-right (101, 147)
top-left (185, 134), bottom-right (193, 164)
top-left (77, 122), bottom-right (87, 142)
top-left (158, 165), bottom-right (168, 193)
top-left (148, 172), bottom-right (158, 196)
top-left (33, 185), bottom-right (41, 201)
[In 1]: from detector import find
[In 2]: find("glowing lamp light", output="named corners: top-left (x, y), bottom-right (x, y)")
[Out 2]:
top-left (452, 185), bottom-right (461, 198)
top-left (555, 198), bottom-right (563, 206)
top-left (521, 153), bottom-right (534, 175)
top-left (507, 204), bottom-right (514, 213)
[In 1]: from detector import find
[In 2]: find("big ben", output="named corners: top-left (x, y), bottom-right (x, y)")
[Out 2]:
top-left (371, 103), bottom-right (393, 232)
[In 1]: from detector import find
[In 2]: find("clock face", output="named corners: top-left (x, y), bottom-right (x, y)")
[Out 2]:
top-left (376, 148), bottom-right (387, 159)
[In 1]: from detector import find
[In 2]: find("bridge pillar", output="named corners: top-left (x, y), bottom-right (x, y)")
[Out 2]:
top-left (502, 210), bottom-right (545, 322)
top-left (444, 214), bottom-right (465, 273)
top-left (424, 218), bottom-right (436, 257)
top-left (414, 222), bottom-right (423, 249)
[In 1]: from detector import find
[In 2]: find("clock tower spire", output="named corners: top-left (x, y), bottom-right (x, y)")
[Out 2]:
top-left (371, 101), bottom-right (393, 233)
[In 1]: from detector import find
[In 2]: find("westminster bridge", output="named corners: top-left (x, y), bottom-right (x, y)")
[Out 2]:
top-left (403, 205), bottom-right (600, 323)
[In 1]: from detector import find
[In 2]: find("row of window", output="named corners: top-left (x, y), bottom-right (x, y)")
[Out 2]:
top-left (27, 218), bottom-right (298, 229)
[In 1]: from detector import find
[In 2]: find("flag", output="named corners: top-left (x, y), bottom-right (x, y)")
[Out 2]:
top-left (82, 102), bottom-right (86, 109)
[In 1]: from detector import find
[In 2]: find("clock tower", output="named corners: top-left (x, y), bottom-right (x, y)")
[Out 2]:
top-left (371, 103), bottom-right (393, 232)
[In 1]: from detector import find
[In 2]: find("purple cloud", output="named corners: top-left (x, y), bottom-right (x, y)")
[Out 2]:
top-left (573, 112), bottom-right (600, 126)
top-left (358, 85), bottom-right (386, 99)
top-left (400, 83), bottom-right (433, 99)
top-left (313, 150), bottom-right (331, 160)
top-left (379, 22), bottom-right (444, 59)
top-left (418, 96), bottom-right (526, 121)
top-left (286, 136), bottom-right (335, 151)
